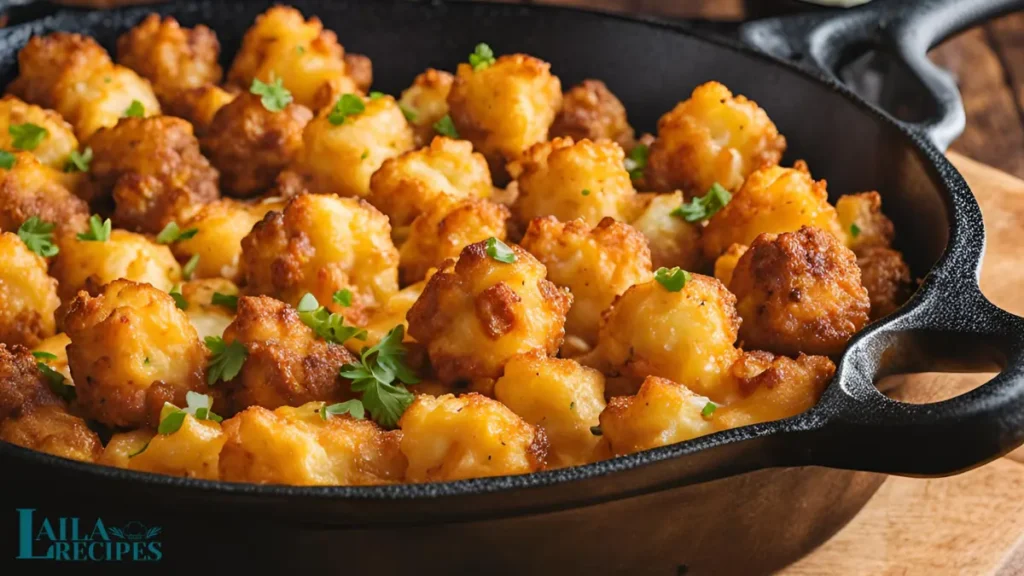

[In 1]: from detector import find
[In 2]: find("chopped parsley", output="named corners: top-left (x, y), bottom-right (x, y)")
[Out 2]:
top-left (850, 223), bottom-right (861, 238)
top-left (320, 399), bottom-right (366, 421)
top-left (296, 293), bottom-right (367, 344)
top-left (654, 266), bottom-right (691, 292)
top-left (624, 143), bottom-right (649, 180)
top-left (701, 401), bottom-right (717, 419)
top-left (182, 254), bottom-right (200, 280)
top-left (433, 114), bottom-right (459, 139)
top-left (17, 216), bottom-right (58, 257)
top-left (339, 325), bottom-right (418, 429)
top-left (76, 215), bottom-right (111, 242)
top-left (65, 147), bottom-right (92, 173)
top-left (469, 43), bottom-right (496, 70)
top-left (31, 351), bottom-right (57, 361)
top-left (123, 100), bottom-right (145, 118)
top-left (333, 289), bottom-right (353, 307)
top-left (399, 103), bottom-right (418, 123)
top-left (582, 189), bottom-right (591, 196)
top-left (155, 222), bottom-right (198, 245)
top-left (369, 91), bottom-right (385, 100)
top-left (485, 237), bottom-right (516, 263)
top-left (211, 292), bottom-right (238, 311)
top-left (168, 285), bottom-right (188, 311)
top-left (9, 123), bottom-right (48, 150)
top-left (0, 150), bottom-right (15, 169)
top-left (671, 183), bottom-right (732, 222)
top-left (157, 391), bottom-right (223, 435)
top-left (37, 360), bottom-right (75, 402)
top-left (328, 94), bottom-right (365, 125)
top-left (205, 336), bottom-right (248, 385)
top-left (250, 76), bottom-right (292, 112)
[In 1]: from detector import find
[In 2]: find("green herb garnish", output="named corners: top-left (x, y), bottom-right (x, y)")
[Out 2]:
top-left (850, 223), bottom-right (861, 238)
top-left (205, 336), bottom-right (247, 385)
top-left (433, 114), bottom-right (459, 139)
top-left (701, 401), bottom-right (717, 419)
top-left (65, 147), bottom-right (92, 173)
top-left (485, 237), bottom-right (516, 263)
top-left (671, 183), bottom-right (732, 222)
top-left (182, 254), bottom-right (200, 280)
top-left (250, 76), bottom-right (292, 112)
top-left (38, 362), bottom-right (75, 402)
top-left (339, 325), bottom-right (418, 429)
top-left (320, 399), bottom-right (366, 421)
top-left (328, 94), bottom-right (365, 125)
top-left (17, 216), bottom-right (58, 257)
top-left (399, 103), bottom-right (418, 123)
top-left (0, 150), bottom-right (15, 169)
top-left (156, 222), bottom-right (198, 245)
top-left (468, 43), bottom-right (496, 70)
top-left (333, 289), bottom-right (353, 307)
top-left (654, 266), bottom-right (691, 292)
top-left (624, 144), bottom-right (649, 180)
top-left (211, 292), bottom-right (238, 311)
top-left (32, 351), bottom-right (57, 361)
top-left (296, 293), bottom-right (367, 344)
top-left (10, 123), bottom-right (47, 150)
top-left (76, 215), bottom-right (111, 242)
top-left (123, 100), bottom-right (145, 118)
top-left (169, 285), bottom-right (188, 311)
top-left (157, 391), bottom-right (223, 435)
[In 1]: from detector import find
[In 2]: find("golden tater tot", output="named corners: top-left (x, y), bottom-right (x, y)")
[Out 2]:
top-left (550, 79), bottom-right (634, 150)
top-left (520, 217), bottom-right (652, 347)
top-left (0, 95), bottom-right (79, 170)
top-left (729, 226), bottom-right (870, 356)
top-left (645, 81), bottom-right (785, 195)
top-left (857, 246), bottom-right (913, 320)
top-left (587, 274), bottom-right (741, 404)
top-left (202, 92), bottom-right (312, 197)
top-left (836, 191), bottom-right (895, 252)
top-left (399, 198), bottom-right (510, 285)
top-left (713, 243), bottom-right (748, 288)
top-left (112, 415), bottom-right (225, 480)
top-left (448, 53), bottom-right (562, 174)
top-left (714, 351), bottom-right (834, 429)
top-left (8, 32), bottom-right (160, 140)
top-left (220, 296), bottom-right (358, 414)
top-left (0, 152), bottom-right (88, 235)
top-left (350, 278), bottom-right (429, 352)
top-left (600, 376), bottom-right (717, 456)
top-left (241, 194), bottom-right (399, 321)
top-left (293, 93), bottom-right (414, 198)
top-left (399, 69), bottom-right (454, 147)
top-left (219, 402), bottom-right (406, 485)
top-left (343, 53), bottom-right (373, 94)
top-left (88, 116), bottom-right (219, 233)
top-left (164, 84), bottom-right (237, 137)
top-left (0, 405), bottom-right (102, 463)
top-left (399, 393), bottom-right (547, 482)
top-left (227, 6), bottom-right (358, 110)
top-left (0, 343), bottom-right (64, 422)
top-left (628, 191), bottom-right (703, 271)
top-left (407, 241), bottom-right (572, 384)
top-left (510, 137), bottom-right (637, 226)
top-left (0, 232), bottom-right (60, 347)
top-left (116, 14), bottom-right (222, 104)
top-left (701, 162), bottom-right (844, 261)
top-left (52, 229), bottom-right (181, 302)
top-left (172, 197), bottom-right (284, 283)
top-left (494, 353), bottom-right (605, 467)
top-left (177, 278), bottom-right (239, 342)
top-left (368, 136), bottom-right (493, 229)
top-left (63, 280), bottom-right (207, 428)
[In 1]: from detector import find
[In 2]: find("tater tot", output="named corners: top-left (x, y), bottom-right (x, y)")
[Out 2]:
top-left (116, 14), bottom-right (222, 104)
top-left (510, 137), bottom-right (637, 226)
top-left (172, 197), bottom-right (284, 282)
top-left (714, 351), bottom-right (834, 429)
top-left (0, 343), bottom-right (64, 422)
top-left (600, 376), bottom-right (717, 456)
top-left (448, 53), bottom-right (562, 174)
top-left (628, 191), bottom-right (703, 271)
top-left (63, 280), bottom-right (207, 428)
top-left (368, 136), bottom-right (493, 229)
top-left (399, 198), bottom-right (510, 285)
top-left (219, 402), bottom-right (406, 485)
top-left (729, 226), bottom-right (870, 356)
top-left (494, 353), bottom-right (606, 467)
top-left (645, 81), bottom-right (786, 195)
top-left (112, 415), bottom-right (225, 480)
top-left (343, 53), bottom-right (373, 94)
top-left (701, 162), bottom-right (844, 260)
top-left (520, 217), bottom-right (653, 347)
top-left (164, 84), bottom-right (237, 137)
top-left (587, 274), bottom-right (741, 403)
top-left (241, 194), bottom-right (399, 321)
top-left (399, 393), bottom-right (547, 482)
top-left (52, 229), bottom-right (181, 302)
top-left (0, 95), bottom-right (79, 170)
top-left (220, 296), bottom-right (358, 414)
top-left (350, 278), bottom-right (429, 352)
top-left (202, 92), bottom-right (312, 197)
top-left (293, 93), bottom-right (414, 198)
top-left (399, 69), bottom-right (454, 147)
top-left (713, 243), bottom-right (749, 288)
top-left (836, 191), bottom-right (895, 253)
top-left (88, 116), bottom-right (219, 233)
top-left (0, 232), bottom-right (60, 347)
top-left (0, 152), bottom-right (88, 235)
top-left (8, 32), bottom-right (160, 140)
top-left (178, 278), bottom-right (239, 342)
top-left (406, 241), bottom-right (572, 384)
top-left (550, 79), bottom-right (634, 150)
top-left (0, 405), bottom-right (103, 463)
top-left (227, 6), bottom-right (358, 110)
top-left (857, 246), bottom-right (913, 320)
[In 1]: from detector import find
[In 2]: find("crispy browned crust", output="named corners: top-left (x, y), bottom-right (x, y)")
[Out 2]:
top-left (201, 92), bottom-right (313, 197)
top-left (0, 344), bottom-right (63, 422)
top-left (857, 246), bottom-right (913, 320)
top-left (220, 296), bottom-right (358, 414)
top-left (0, 404), bottom-right (102, 463)
top-left (343, 53), bottom-right (373, 94)
top-left (0, 152), bottom-right (89, 234)
top-left (7, 32), bottom-right (111, 110)
top-left (116, 14), bottom-right (222, 104)
top-left (550, 79), bottom-right (634, 150)
top-left (399, 198), bottom-right (510, 285)
top-left (164, 84), bottom-right (237, 137)
top-left (400, 68), bottom-right (454, 147)
top-left (731, 226), bottom-right (870, 356)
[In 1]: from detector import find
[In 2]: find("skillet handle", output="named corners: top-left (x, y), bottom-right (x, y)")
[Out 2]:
top-left (739, 0), bottom-right (1024, 151)
top-left (797, 271), bottom-right (1024, 476)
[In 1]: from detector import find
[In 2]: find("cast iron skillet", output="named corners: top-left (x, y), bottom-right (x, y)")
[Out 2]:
top-left (2, 0), bottom-right (1024, 573)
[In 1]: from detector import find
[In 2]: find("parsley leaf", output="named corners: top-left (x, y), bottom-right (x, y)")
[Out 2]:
top-left (17, 216), bottom-right (58, 257)
top-left (296, 293), bottom-right (367, 344)
top-left (328, 94), bottom-right (365, 125)
top-left (0, 150), bottom-right (15, 169)
top-left (211, 292), bottom-right (238, 311)
top-left (670, 182), bottom-right (732, 222)
top-left (485, 237), bottom-right (516, 263)
top-left (250, 76), bottom-right (292, 112)
top-left (157, 391), bottom-right (223, 435)
top-left (37, 362), bottom-right (75, 402)
top-left (582, 189), bottom-right (591, 196)
top-left (701, 401), bottom-right (717, 419)
top-left (468, 43), bottom-right (496, 70)
top-left (65, 147), bottom-right (92, 173)
top-left (333, 289), bottom-right (353, 307)
top-left (182, 254), bottom-right (200, 280)
top-left (156, 222), bottom-right (198, 245)
top-left (654, 266), bottom-right (691, 292)
top-left (31, 351), bottom-right (57, 361)
top-left (369, 91), bottom-right (385, 100)
top-left (10, 123), bottom-right (48, 150)
top-left (433, 114), bottom-right (459, 139)
top-left (76, 215), bottom-right (111, 242)
top-left (624, 144), bottom-right (649, 180)
top-left (399, 103), bottom-right (418, 123)
top-left (339, 325), bottom-right (418, 429)
top-left (320, 399), bottom-right (366, 421)
top-left (168, 285), bottom-right (188, 311)
top-left (205, 336), bottom-right (247, 385)
top-left (850, 223), bottom-right (861, 238)
top-left (123, 100), bottom-right (145, 118)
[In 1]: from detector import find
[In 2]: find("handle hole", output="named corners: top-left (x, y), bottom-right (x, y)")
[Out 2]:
top-left (877, 371), bottom-right (996, 404)
top-left (834, 43), bottom-right (940, 124)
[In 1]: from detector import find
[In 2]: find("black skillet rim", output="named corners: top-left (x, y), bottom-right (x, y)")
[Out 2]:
top-left (0, 0), bottom-right (978, 501)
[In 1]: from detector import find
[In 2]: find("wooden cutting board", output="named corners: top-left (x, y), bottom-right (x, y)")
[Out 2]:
top-left (782, 152), bottom-right (1024, 575)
